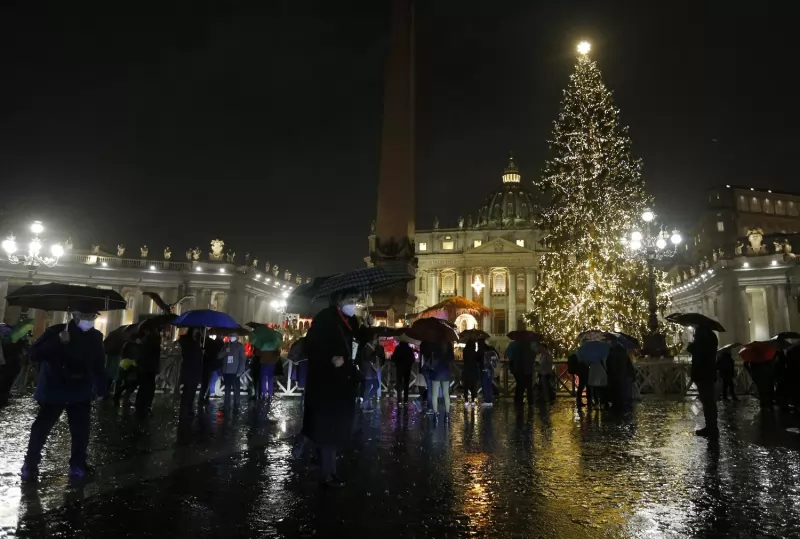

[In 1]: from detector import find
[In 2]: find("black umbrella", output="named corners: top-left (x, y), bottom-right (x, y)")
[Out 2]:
top-left (365, 326), bottom-right (407, 339)
top-left (507, 330), bottom-right (542, 342)
top-left (246, 321), bottom-right (269, 329)
top-left (606, 331), bottom-right (641, 350)
top-left (312, 264), bottom-right (414, 301)
top-left (103, 324), bottom-right (140, 354)
top-left (459, 329), bottom-right (491, 342)
top-left (666, 312), bottom-right (726, 332)
top-left (139, 313), bottom-right (178, 331)
top-left (6, 283), bottom-right (127, 313)
top-left (407, 318), bottom-right (459, 343)
top-left (772, 332), bottom-right (800, 340)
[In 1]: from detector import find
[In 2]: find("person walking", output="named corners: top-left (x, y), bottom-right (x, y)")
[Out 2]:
top-left (478, 339), bottom-right (498, 407)
top-left (537, 343), bottom-right (555, 403)
top-left (302, 289), bottom-right (362, 488)
top-left (199, 332), bottom-right (223, 405)
top-left (392, 336), bottom-right (415, 406)
top-left (259, 349), bottom-right (281, 402)
top-left (716, 348), bottom-right (738, 402)
top-left (135, 326), bottom-right (161, 417)
top-left (416, 342), bottom-right (436, 414)
top-left (461, 340), bottom-right (481, 406)
top-left (250, 348), bottom-right (263, 401)
top-left (429, 341), bottom-right (453, 421)
top-left (218, 331), bottom-right (246, 410)
top-left (21, 311), bottom-right (106, 481)
top-left (689, 325), bottom-right (719, 437)
top-left (587, 356), bottom-right (608, 408)
top-left (114, 336), bottom-right (141, 408)
top-left (507, 339), bottom-right (535, 407)
top-left (178, 328), bottom-right (203, 417)
top-left (360, 335), bottom-right (381, 411)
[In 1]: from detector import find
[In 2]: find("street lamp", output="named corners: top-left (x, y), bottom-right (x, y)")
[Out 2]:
top-left (3, 221), bottom-right (64, 275)
top-left (623, 209), bottom-right (682, 356)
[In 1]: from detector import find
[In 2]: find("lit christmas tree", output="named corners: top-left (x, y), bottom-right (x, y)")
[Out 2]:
top-left (525, 42), bottom-right (670, 351)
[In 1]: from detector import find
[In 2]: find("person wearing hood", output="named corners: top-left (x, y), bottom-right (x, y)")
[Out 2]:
top-left (302, 289), bottom-right (362, 488)
top-left (21, 311), bottom-right (106, 481)
top-left (218, 331), bottom-right (246, 410)
top-left (688, 325), bottom-right (719, 437)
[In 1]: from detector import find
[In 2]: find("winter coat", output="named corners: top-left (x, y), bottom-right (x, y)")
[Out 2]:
top-left (360, 342), bottom-right (382, 380)
top-left (202, 338), bottom-right (224, 374)
top-left (217, 341), bottom-right (247, 376)
top-left (138, 333), bottom-right (162, 374)
top-left (302, 306), bottom-right (360, 446)
top-left (392, 342), bottom-right (415, 372)
top-left (31, 322), bottom-right (106, 405)
top-left (588, 359), bottom-right (608, 387)
top-left (462, 341), bottom-right (481, 384)
top-left (605, 345), bottom-right (628, 389)
top-left (688, 328), bottom-right (718, 384)
top-left (179, 333), bottom-right (203, 385)
top-left (507, 340), bottom-right (536, 377)
top-left (429, 342), bottom-right (454, 381)
top-left (716, 350), bottom-right (735, 378)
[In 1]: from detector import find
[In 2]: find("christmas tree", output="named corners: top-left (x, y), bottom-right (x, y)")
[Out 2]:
top-left (525, 42), bottom-right (670, 351)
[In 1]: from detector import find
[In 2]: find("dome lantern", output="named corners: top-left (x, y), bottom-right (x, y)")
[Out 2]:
top-left (502, 153), bottom-right (521, 184)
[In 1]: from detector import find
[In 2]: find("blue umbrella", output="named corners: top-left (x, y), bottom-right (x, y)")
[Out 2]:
top-left (576, 340), bottom-right (611, 364)
top-left (172, 309), bottom-right (239, 329)
top-left (605, 332), bottom-right (640, 350)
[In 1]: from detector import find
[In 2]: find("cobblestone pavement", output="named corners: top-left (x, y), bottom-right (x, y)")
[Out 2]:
top-left (1, 394), bottom-right (799, 538)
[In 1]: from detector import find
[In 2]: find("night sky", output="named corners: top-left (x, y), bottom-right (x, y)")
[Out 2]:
top-left (0, 1), bottom-right (794, 277)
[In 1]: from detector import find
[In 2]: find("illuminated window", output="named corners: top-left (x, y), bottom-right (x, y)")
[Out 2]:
top-left (516, 274), bottom-right (526, 303)
top-left (738, 196), bottom-right (748, 211)
top-left (789, 202), bottom-right (799, 217)
top-left (492, 272), bottom-right (506, 293)
top-left (516, 239), bottom-right (525, 247)
top-left (442, 273), bottom-right (455, 294)
top-left (493, 310), bottom-right (506, 335)
top-left (750, 197), bottom-right (762, 212)
top-left (717, 221), bottom-right (724, 232)
top-left (776, 200), bottom-right (786, 215)
top-left (473, 240), bottom-right (482, 248)
top-left (419, 242), bottom-right (427, 252)
top-left (764, 199), bottom-right (774, 214)
top-left (442, 241), bottom-right (454, 250)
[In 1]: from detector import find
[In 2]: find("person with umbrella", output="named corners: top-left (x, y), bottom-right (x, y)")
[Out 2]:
top-left (21, 311), bottom-right (107, 481)
top-left (115, 332), bottom-right (142, 408)
top-left (478, 338), bottom-right (499, 407)
top-left (360, 332), bottom-right (383, 412)
top-left (716, 345), bottom-right (739, 402)
top-left (135, 324), bottom-right (162, 418)
top-left (507, 338), bottom-right (536, 407)
top-left (218, 330), bottom-right (247, 410)
top-left (688, 325), bottom-right (719, 437)
top-left (392, 335), bottom-right (416, 407)
top-left (302, 288), bottom-right (363, 488)
top-left (199, 330), bottom-right (223, 406)
top-left (462, 339), bottom-right (482, 407)
top-left (429, 340), bottom-right (454, 421)
top-left (537, 343), bottom-right (555, 403)
top-left (178, 328), bottom-right (203, 417)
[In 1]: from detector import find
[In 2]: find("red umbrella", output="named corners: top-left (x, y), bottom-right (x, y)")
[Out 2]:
top-left (739, 341), bottom-right (778, 363)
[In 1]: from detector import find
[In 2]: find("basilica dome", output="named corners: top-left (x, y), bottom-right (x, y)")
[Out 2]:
top-left (475, 155), bottom-right (540, 229)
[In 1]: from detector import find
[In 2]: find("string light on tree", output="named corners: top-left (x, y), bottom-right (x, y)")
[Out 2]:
top-left (577, 41), bottom-right (591, 55)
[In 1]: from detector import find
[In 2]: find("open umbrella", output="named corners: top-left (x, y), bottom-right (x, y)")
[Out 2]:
top-left (312, 264), bottom-right (414, 301)
top-left (408, 318), bottom-right (459, 343)
top-left (415, 296), bottom-right (491, 321)
top-left (576, 340), bottom-right (611, 364)
top-left (739, 341), bottom-right (778, 363)
top-left (666, 312), bottom-right (725, 332)
top-left (717, 342), bottom-right (742, 352)
top-left (172, 309), bottom-right (239, 329)
top-left (605, 332), bottom-right (640, 350)
top-left (365, 326), bottom-right (407, 339)
top-left (772, 332), bottom-right (800, 340)
top-left (459, 329), bottom-right (491, 342)
top-left (6, 283), bottom-right (127, 312)
top-left (139, 313), bottom-right (178, 331)
top-left (250, 325), bottom-right (283, 352)
top-left (507, 330), bottom-right (542, 342)
top-left (577, 330), bottom-right (606, 343)
top-left (103, 324), bottom-right (140, 354)
top-left (246, 321), bottom-right (269, 329)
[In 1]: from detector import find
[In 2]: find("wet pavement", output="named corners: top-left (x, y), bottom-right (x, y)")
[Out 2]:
top-left (1, 394), bottom-right (799, 538)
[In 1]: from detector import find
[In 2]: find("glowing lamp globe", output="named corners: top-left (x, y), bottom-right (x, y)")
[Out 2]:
top-left (577, 41), bottom-right (591, 55)
top-left (30, 221), bottom-right (44, 235)
top-left (670, 231), bottom-right (682, 245)
top-left (656, 238), bottom-right (667, 249)
top-left (631, 231), bottom-right (643, 242)
top-left (641, 209), bottom-right (655, 222)
top-left (2, 238), bottom-right (17, 254)
top-left (630, 239), bottom-right (642, 250)
top-left (51, 244), bottom-right (64, 258)
top-left (29, 240), bottom-right (42, 254)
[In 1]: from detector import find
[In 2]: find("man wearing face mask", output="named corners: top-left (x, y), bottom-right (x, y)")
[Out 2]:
top-left (217, 331), bottom-right (246, 410)
top-left (21, 311), bottom-right (106, 481)
top-left (302, 289), bottom-right (362, 488)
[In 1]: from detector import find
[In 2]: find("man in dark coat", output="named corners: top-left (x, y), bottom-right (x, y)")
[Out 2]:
top-left (135, 327), bottom-right (161, 417)
top-left (507, 339), bottom-right (535, 407)
top-left (716, 348), bottom-right (737, 401)
top-left (392, 337), bottom-right (415, 405)
top-left (178, 328), bottom-right (203, 417)
top-left (462, 340), bottom-right (481, 405)
top-left (199, 331), bottom-right (223, 405)
top-left (688, 326), bottom-right (719, 437)
top-left (302, 289), bottom-right (361, 488)
top-left (21, 311), bottom-right (106, 481)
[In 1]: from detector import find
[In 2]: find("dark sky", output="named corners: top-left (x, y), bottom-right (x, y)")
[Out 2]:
top-left (0, 1), bottom-right (794, 276)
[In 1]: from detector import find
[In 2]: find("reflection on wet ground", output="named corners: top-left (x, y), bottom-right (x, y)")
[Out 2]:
top-left (1, 395), bottom-right (799, 538)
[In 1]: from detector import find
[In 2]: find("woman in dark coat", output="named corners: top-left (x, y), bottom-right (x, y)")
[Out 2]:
top-left (178, 329), bottom-right (203, 417)
top-left (462, 340), bottom-right (481, 405)
top-left (302, 289), bottom-right (362, 488)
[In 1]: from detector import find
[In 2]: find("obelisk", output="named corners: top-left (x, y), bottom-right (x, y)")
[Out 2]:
top-left (368, 0), bottom-right (416, 322)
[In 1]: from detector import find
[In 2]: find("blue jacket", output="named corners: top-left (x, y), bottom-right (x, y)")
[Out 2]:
top-left (32, 322), bottom-right (106, 405)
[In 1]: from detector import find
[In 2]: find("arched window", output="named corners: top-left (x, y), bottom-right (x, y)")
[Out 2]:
top-left (516, 274), bottom-right (526, 303)
top-left (492, 272), bottom-right (506, 294)
top-left (442, 273), bottom-right (455, 294)
top-left (738, 196), bottom-right (748, 211)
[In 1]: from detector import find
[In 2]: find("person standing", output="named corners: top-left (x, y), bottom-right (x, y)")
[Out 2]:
top-left (199, 331), bottom-right (223, 405)
top-left (360, 335), bottom-right (381, 411)
top-left (461, 339), bottom-right (481, 406)
top-left (716, 348), bottom-right (738, 402)
top-left (218, 332), bottom-right (246, 410)
top-left (135, 326), bottom-right (161, 417)
top-left (430, 341), bottom-right (454, 421)
top-left (178, 328), bottom-right (203, 417)
top-left (537, 343), bottom-right (555, 403)
top-left (302, 289), bottom-right (362, 488)
top-left (478, 339), bottom-right (498, 407)
top-left (250, 348), bottom-right (262, 401)
top-left (21, 311), bottom-right (106, 481)
top-left (507, 339), bottom-right (535, 407)
top-left (392, 337), bottom-right (415, 406)
top-left (259, 349), bottom-right (281, 401)
top-left (689, 325), bottom-right (719, 437)
top-left (114, 336), bottom-right (141, 407)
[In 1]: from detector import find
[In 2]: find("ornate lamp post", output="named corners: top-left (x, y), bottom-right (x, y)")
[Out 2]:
top-left (622, 209), bottom-right (682, 356)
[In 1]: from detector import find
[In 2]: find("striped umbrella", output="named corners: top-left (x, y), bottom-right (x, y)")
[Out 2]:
top-left (312, 264), bottom-right (414, 301)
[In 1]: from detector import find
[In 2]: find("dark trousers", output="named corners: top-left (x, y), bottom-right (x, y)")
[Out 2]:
top-left (514, 374), bottom-right (534, 405)
top-left (720, 375), bottom-right (737, 400)
top-left (481, 370), bottom-right (493, 403)
top-left (251, 361), bottom-right (261, 397)
top-left (363, 378), bottom-right (378, 402)
top-left (180, 382), bottom-right (196, 416)
top-left (223, 373), bottom-right (241, 407)
top-left (576, 375), bottom-right (592, 406)
top-left (396, 367), bottom-right (412, 402)
top-left (319, 444), bottom-right (337, 478)
top-left (464, 380), bottom-right (479, 402)
top-left (697, 381), bottom-right (718, 430)
top-left (25, 402), bottom-right (91, 468)
top-left (135, 372), bottom-right (157, 415)
top-left (114, 376), bottom-right (138, 405)
top-left (198, 369), bottom-right (214, 403)
top-left (750, 362), bottom-right (775, 406)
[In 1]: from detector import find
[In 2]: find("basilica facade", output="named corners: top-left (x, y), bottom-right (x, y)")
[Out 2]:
top-left (413, 156), bottom-right (544, 335)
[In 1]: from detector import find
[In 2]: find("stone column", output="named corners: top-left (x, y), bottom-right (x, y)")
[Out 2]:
top-left (465, 268), bottom-right (474, 301)
top-left (770, 284), bottom-right (790, 334)
top-left (526, 270), bottom-right (535, 312)
top-left (0, 280), bottom-right (8, 323)
top-left (430, 270), bottom-right (439, 306)
top-left (482, 267), bottom-right (491, 333)
top-left (457, 268), bottom-right (465, 297)
top-left (508, 268), bottom-right (517, 332)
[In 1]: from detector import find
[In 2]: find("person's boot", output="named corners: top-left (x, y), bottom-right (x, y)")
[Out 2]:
top-left (20, 463), bottom-right (39, 483)
top-left (695, 426), bottom-right (719, 437)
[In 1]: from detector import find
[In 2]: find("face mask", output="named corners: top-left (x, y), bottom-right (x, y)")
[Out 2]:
top-left (209, 335), bottom-right (217, 340)
top-left (229, 336), bottom-right (238, 342)
top-left (77, 320), bottom-right (94, 332)
top-left (340, 304), bottom-right (357, 317)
